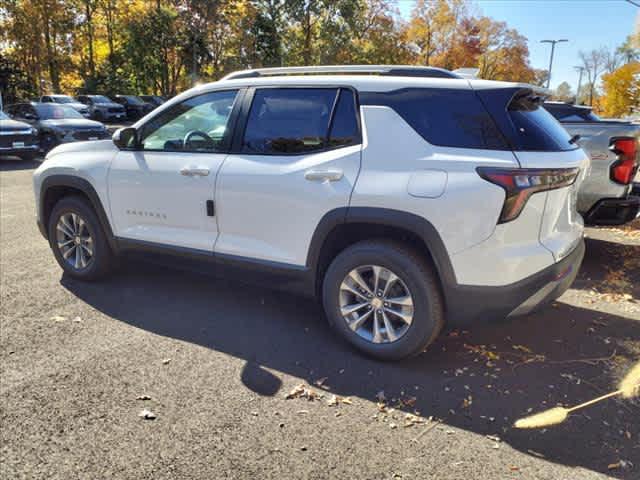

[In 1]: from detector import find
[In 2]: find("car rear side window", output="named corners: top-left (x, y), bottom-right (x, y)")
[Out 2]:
top-left (242, 88), bottom-right (359, 154)
top-left (509, 95), bottom-right (575, 151)
top-left (328, 89), bottom-right (360, 148)
top-left (359, 88), bottom-right (509, 150)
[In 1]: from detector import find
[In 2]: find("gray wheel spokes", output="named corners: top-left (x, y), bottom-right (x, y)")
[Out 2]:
top-left (56, 212), bottom-right (93, 270)
top-left (381, 310), bottom-right (397, 342)
top-left (348, 270), bottom-right (373, 296)
top-left (348, 309), bottom-right (373, 332)
top-left (339, 265), bottom-right (414, 344)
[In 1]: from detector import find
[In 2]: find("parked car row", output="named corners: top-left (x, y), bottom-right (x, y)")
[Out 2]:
top-left (2, 102), bottom-right (110, 157)
top-left (40, 94), bottom-right (166, 121)
top-left (0, 93), bottom-right (167, 158)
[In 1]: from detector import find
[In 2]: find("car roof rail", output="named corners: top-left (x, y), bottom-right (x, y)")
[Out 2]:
top-left (221, 65), bottom-right (461, 81)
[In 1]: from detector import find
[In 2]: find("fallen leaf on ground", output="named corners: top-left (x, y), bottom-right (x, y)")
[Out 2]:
top-left (162, 358), bottom-right (171, 365)
top-left (72, 316), bottom-right (82, 322)
top-left (50, 315), bottom-right (66, 322)
top-left (513, 345), bottom-right (532, 353)
top-left (138, 409), bottom-right (156, 420)
top-left (286, 384), bottom-right (322, 401)
top-left (136, 395), bottom-right (151, 401)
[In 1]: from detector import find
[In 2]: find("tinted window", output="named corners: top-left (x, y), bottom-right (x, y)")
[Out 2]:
top-left (328, 89), bottom-right (359, 148)
top-left (509, 95), bottom-right (575, 151)
top-left (360, 88), bottom-right (509, 150)
top-left (34, 104), bottom-right (83, 119)
top-left (544, 106), bottom-right (600, 123)
top-left (242, 88), bottom-right (337, 154)
top-left (139, 89), bottom-right (237, 152)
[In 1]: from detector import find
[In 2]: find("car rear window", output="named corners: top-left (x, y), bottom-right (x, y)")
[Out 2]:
top-left (544, 105), bottom-right (600, 122)
top-left (509, 95), bottom-right (576, 151)
top-left (242, 88), bottom-right (360, 154)
top-left (359, 88), bottom-right (510, 150)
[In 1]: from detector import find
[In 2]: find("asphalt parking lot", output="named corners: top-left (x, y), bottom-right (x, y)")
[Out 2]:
top-left (1, 157), bottom-right (639, 480)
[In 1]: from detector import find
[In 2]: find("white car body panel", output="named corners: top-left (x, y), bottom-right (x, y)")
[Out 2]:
top-left (215, 144), bottom-right (361, 265)
top-left (514, 149), bottom-right (589, 261)
top-left (107, 150), bottom-right (226, 251)
top-left (351, 106), bottom-right (517, 258)
top-left (33, 140), bottom-right (117, 224)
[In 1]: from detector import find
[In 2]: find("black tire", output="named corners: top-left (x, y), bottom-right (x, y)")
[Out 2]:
top-left (322, 240), bottom-right (444, 361)
top-left (18, 152), bottom-right (37, 161)
top-left (48, 195), bottom-right (114, 280)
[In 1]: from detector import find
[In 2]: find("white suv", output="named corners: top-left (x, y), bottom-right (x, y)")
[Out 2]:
top-left (33, 65), bottom-right (589, 360)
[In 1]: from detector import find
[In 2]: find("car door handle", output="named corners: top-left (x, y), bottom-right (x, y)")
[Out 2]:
top-left (180, 166), bottom-right (210, 177)
top-left (304, 169), bottom-right (343, 182)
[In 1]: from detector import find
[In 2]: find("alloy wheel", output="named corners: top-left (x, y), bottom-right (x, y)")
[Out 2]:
top-left (55, 212), bottom-right (94, 270)
top-left (338, 265), bottom-right (414, 344)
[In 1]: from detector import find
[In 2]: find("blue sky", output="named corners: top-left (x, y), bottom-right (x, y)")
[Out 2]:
top-left (397, 0), bottom-right (639, 92)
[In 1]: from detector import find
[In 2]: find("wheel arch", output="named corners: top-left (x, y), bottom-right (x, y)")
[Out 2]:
top-left (307, 207), bottom-right (458, 301)
top-left (40, 175), bottom-right (116, 250)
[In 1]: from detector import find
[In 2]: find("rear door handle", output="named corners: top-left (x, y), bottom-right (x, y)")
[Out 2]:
top-left (180, 166), bottom-right (210, 177)
top-left (304, 169), bottom-right (343, 182)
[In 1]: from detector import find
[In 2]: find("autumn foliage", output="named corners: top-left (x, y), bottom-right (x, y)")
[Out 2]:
top-left (0, 0), bottom-right (545, 100)
top-left (599, 62), bottom-right (640, 118)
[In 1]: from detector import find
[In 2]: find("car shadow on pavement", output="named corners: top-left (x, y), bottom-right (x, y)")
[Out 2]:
top-left (0, 158), bottom-right (41, 171)
top-left (60, 245), bottom-right (640, 477)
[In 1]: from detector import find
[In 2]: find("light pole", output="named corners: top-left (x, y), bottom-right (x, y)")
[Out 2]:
top-left (541, 39), bottom-right (568, 89)
top-left (574, 66), bottom-right (585, 105)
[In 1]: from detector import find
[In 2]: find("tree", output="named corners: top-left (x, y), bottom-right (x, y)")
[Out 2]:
top-left (553, 81), bottom-right (573, 102)
top-left (122, 5), bottom-right (186, 95)
top-left (599, 61), bottom-right (640, 118)
top-left (617, 35), bottom-right (639, 64)
top-left (0, 53), bottom-right (37, 103)
top-left (579, 47), bottom-right (607, 106)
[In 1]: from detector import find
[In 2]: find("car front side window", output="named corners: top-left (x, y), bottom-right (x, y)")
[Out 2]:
top-left (139, 90), bottom-right (238, 153)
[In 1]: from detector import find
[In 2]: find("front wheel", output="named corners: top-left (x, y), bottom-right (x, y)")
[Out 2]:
top-left (48, 196), bottom-right (114, 280)
top-left (322, 241), bottom-right (444, 360)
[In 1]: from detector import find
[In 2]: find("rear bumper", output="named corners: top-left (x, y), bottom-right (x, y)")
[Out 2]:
top-left (584, 196), bottom-right (640, 226)
top-left (445, 239), bottom-right (585, 326)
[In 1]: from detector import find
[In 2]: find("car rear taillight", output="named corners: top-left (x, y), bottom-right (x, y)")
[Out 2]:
top-left (609, 137), bottom-right (639, 185)
top-left (477, 167), bottom-right (580, 223)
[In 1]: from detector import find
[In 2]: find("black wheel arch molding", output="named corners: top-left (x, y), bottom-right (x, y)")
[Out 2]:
top-left (306, 206), bottom-right (457, 301)
top-left (38, 174), bottom-right (117, 251)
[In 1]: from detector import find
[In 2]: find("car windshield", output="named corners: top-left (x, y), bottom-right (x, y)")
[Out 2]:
top-left (34, 104), bottom-right (84, 120)
top-left (123, 96), bottom-right (144, 105)
top-left (52, 96), bottom-right (75, 104)
top-left (0, 111), bottom-right (9, 120)
top-left (92, 95), bottom-right (113, 103)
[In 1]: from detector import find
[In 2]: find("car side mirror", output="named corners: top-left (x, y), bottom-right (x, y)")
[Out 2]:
top-left (24, 113), bottom-right (37, 120)
top-left (112, 127), bottom-right (138, 149)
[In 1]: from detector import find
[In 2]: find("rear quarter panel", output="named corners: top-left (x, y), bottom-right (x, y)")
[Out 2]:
top-left (351, 105), bottom-right (518, 257)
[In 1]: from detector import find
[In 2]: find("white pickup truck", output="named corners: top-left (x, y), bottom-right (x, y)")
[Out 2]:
top-left (544, 102), bottom-right (639, 226)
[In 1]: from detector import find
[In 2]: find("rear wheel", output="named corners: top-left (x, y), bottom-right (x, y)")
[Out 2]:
top-left (322, 240), bottom-right (444, 360)
top-left (48, 196), bottom-right (114, 280)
